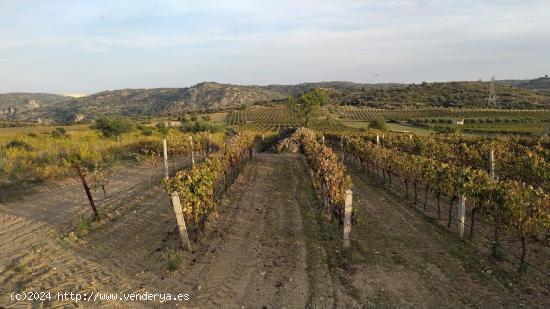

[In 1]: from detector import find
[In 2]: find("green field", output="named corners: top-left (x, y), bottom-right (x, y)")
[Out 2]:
top-left (337, 107), bottom-right (550, 121)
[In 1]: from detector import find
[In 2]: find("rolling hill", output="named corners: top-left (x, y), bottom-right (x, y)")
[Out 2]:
top-left (3, 79), bottom-right (550, 124)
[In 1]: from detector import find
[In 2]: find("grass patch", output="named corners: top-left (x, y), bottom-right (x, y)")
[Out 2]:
top-left (73, 215), bottom-right (92, 238)
top-left (163, 249), bottom-right (183, 272)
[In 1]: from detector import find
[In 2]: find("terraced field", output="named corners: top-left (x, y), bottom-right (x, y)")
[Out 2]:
top-left (226, 106), bottom-right (354, 132)
top-left (226, 106), bottom-right (301, 126)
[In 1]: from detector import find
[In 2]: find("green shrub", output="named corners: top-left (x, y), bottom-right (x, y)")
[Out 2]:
top-left (368, 117), bottom-right (388, 132)
top-left (181, 121), bottom-right (225, 133)
top-left (155, 122), bottom-right (171, 136)
top-left (4, 140), bottom-right (33, 151)
top-left (50, 127), bottom-right (68, 138)
top-left (140, 126), bottom-right (154, 136)
top-left (93, 116), bottom-right (135, 138)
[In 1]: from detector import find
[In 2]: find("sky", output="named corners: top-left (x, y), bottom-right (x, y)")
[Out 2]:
top-left (1, 0), bottom-right (549, 94)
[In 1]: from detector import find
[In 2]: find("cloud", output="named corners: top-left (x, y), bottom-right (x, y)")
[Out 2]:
top-left (0, 0), bottom-right (549, 92)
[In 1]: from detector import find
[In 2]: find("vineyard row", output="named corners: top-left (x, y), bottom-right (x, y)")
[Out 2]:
top-left (335, 135), bottom-right (549, 271)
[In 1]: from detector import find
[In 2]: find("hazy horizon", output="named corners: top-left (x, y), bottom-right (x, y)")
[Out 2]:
top-left (1, 0), bottom-right (550, 94)
top-left (1, 76), bottom-right (549, 96)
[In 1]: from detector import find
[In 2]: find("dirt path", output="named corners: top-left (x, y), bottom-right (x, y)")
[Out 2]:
top-left (337, 162), bottom-right (545, 309)
top-left (182, 153), bottom-right (311, 309)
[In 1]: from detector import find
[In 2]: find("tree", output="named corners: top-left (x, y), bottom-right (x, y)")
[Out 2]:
top-left (156, 122), bottom-right (171, 137)
top-left (369, 117), bottom-right (388, 132)
top-left (93, 116), bottom-right (135, 138)
top-left (287, 88), bottom-right (328, 126)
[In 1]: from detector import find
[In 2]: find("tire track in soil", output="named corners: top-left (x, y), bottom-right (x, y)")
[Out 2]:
top-left (185, 153), bottom-right (310, 309)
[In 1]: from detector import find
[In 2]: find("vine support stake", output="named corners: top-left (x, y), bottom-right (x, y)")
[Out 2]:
top-left (489, 149), bottom-right (495, 180)
top-left (208, 132), bottom-right (212, 154)
top-left (163, 139), bottom-right (169, 179)
top-left (458, 193), bottom-right (466, 237)
top-left (322, 184), bottom-right (329, 209)
top-left (376, 134), bottom-right (380, 147)
top-left (75, 164), bottom-right (100, 221)
top-left (190, 136), bottom-right (195, 166)
top-left (170, 192), bottom-right (192, 252)
top-left (343, 189), bottom-right (353, 248)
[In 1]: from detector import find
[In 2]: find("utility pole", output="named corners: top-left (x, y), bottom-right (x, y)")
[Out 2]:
top-left (488, 76), bottom-right (497, 106)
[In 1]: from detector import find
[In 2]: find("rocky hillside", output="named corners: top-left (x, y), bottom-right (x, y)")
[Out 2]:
top-left (332, 81), bottom-right (550, 109)
top-left (32, 82), bottom-right (291, 123)
top-left (0, 93), bottom-right (69, 121)
top-left (4, 79), bottom-right (550, 124)
top-left (12, 82), bottom-right (371, 123)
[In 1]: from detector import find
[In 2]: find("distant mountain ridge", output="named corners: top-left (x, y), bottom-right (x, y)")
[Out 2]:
top-left (3, 81), bottom-right (374, 123)
top-left (0, 93), bottom-right (70, 121)
top-left (2, 78), bottom-right (549, 123)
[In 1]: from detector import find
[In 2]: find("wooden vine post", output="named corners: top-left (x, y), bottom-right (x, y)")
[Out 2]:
top-left (489, 149), bottom-right (495, 180)
top-left (190, 136), bottom-right (195, 166)
top-left (75, 164), bottom-right (100, 221)
top-left (343, 189), bottom-right (353, 248)
top-left (208, 132), bottom-right (213, 154)
top-left (340, 136), bottom-right (345, 161)
top-left (458, 193), bottom-right (466, 237)
top-left (170, 192), bottom-right (192, 252)
top-left (376, 134), bottom-right (380, 147)
top-left (163, 139), bottom-right (169, 179)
